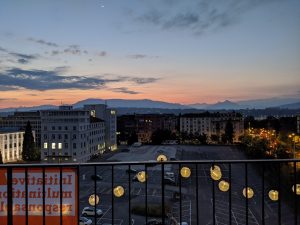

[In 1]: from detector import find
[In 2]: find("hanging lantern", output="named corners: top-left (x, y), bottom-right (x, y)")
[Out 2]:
top-left (180, 167), bottom-right (191, 178)
top-left (292, 184), bottom-right (300, 195)
top-left (88, 194), bottom-right (99, 206)
top-left (210, 165), bottom-right (222, 181)
top-left (218, 180), bottom-right (230, 192)
top-left (137, 171), bottom-right (147, 183)
top-left (157, 154), bottom-right (167, 162)
top-left (268, 190), bottom-right (279, 201)
top-left (113, 186), bottom-right (125, 198)
top-left (243, 187), bottom-right (254, 199)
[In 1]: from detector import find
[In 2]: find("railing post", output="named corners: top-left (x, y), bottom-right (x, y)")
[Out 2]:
top-left (7, 167), bottom-right (13, 225)
top-left (25, 167), bottom-right (28, 225)
top-left (60, 166), bottom-right (63, 225)
top-left (161, 163), bottom-right (165, 224)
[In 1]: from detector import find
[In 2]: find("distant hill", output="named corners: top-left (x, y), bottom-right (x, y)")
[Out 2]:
top-left (207, 100), bottom-right (242, 110)
top-left (277, 101), bottom-right (300, 109)
top-left (237, 97), bottom-right (300, 109)
top-left (0, 105), bottom-right (57, 112)
top-left (74, 98), bottom-right (191, 109)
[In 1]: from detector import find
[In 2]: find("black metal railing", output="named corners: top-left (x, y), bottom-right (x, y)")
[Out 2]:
top-left (0, 159), bottom-right (299, 225)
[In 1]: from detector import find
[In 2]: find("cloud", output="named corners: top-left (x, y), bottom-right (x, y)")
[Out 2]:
top-left (0, 46), bottom-right (39, 64)
top-left (97, 51), bottom-right (107, 57)
top-left (130, 77), bottom-right (160, 84)
top-left (28, 38), bottom-right (59, 47)
top-left (111, 87), bottom-right (140, 95)
top-left (128, 54), bottom-right (159, 59)
top-left (0, 67), bottom-right (160, 91)
top-left (43, 98), bottom-right (57, 101)
top-left (135, 0), bottom-right (278, 35)
top-left (0, 98), bottom-right (17, 101)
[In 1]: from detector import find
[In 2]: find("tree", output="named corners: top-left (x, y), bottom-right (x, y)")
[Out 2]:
top-left (151, 129), bottom-right (172, 145)
top-left (224, 119), bottom-right (234, 144)
top-left (127, 131), bottom-right (138, 145)
top-left (22, 121), bottom-right (40, 161)
top-left (0, 151), bottom-right (3, 164)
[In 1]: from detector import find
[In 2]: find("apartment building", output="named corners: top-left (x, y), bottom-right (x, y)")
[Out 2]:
top-left (0, 111), bottom-right (41, 147)
top-left (0, 128), bottom-right (25, 163)
top-left (83, 104), bottom-right (117, 151)
top-left (297, 114), bottom-right (300, 134)
top-left (180, 112), bottom-right (244, 142)
top-left (40, 106), bottom-right (105, 163)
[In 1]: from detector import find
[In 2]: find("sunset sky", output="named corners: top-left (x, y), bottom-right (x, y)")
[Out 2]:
top-left (0, 0), bottom-right (299, 108)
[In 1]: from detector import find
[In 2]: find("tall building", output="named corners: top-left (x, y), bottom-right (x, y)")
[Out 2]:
top-left (0, 111), bottom-right (41, 147)
top-left (180, 112), bottom-right (244, 143)
top-left (0, 128), bottom-right (26, 163)
top-left (40, 106), bottom-right (105, 163)
top-left (83, 104), bottom-right (117, 151)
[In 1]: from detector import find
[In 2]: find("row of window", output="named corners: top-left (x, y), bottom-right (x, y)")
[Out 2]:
top-left (1, 134), bottom-right (23, 140)
top-left (3, 142), bottom-right (22, 149)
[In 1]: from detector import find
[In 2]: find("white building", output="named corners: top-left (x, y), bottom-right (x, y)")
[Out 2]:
top-left (0, 128), bottom-right (25, 163)
top-left (40, 106), bottom-right (105, 163)
top-left (180, 112), bottom-right (244, 143)
top-left (83, 104), bottom-right (117, 151)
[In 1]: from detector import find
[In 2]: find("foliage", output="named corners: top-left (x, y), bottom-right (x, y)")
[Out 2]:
top-left (210, 134), bottom-right (219, 143)
top-left (127, 131), bottom-right (138, 145)
top-left (151, 129), bottom-right (175, 144)
top-left (22, 121), bottom-right (40, 161)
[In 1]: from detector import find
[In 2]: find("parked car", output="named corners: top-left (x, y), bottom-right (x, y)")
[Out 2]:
top-left (145, 219), bottom-right (163, 225)
top-left (164, 177), bottom-right (176, 185)
top-left (79, 217), bottom-right (92, 225)
top-left (91, 174), bottom-right (103, 181)
top-left (132, 142), bottom-right (142, 147)
top-left (126, 168), bottom-right (137, 174)
top-left (165, 171), bottom-right (175, 180)
top-left (81, 207), bottom-right (103, 217)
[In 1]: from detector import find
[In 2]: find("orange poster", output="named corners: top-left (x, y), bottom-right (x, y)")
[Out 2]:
top-left (0, 168), bottom-right (78, 225)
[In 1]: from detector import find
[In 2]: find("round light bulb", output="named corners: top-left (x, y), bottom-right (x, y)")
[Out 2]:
top-left (113, 186), bottom-right (125, 198)
top-left (88, 194), bottom-right (99, 206)
top-left (218, 180), bottom-right (230, 192)
top-left (292, 184), bottom-right (300, 195)
top-left (157, 154), bottom-right (167, 162)
top-left (180, 167), bottom-right (191, 178)
top-left (243, 187), bottom-right (254, 199)
top-left (137, 171), bottom-right (147, 183)
top-left (268, 190), bottom-right (279, 201)
top-left (210, 166), bottom-right (222, 181)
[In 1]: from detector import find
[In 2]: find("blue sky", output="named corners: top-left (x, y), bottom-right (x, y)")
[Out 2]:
top-left (0, 0), bottom-right (299, 107)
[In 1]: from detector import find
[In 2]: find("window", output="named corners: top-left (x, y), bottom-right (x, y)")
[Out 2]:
top-left (52, 134), bottom-right (55, 139)
top-left (64, 134), bottom-right (68, 139)
top-left (73, 126), bottom-right (76, 131)
top-left (73, 134), bottom-right (76, 139)
top-left (44, 134), bottom-right (47, 139)
top-left (52, 126), bottom-right (55, 130)
top-left (65, 126), bottom-right (68, 130)
top-left (58, 143), bottom-right (62, 149)
top-left (44, 142), bottom-right (49, 149)
top-left (58, 134), bottom-right (61, 139)
top-left (73, 143), bottom-right (76, 149)
top-left (65, 143), bottom-right (68, 148)
top-left (58, 126), bottom-right (62, 130)
top-left (51, 143), bottom-right (56, 149)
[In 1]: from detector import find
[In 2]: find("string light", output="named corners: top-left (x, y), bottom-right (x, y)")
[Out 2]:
top-left (210, 165), bottom-right (222, 181)
top-left (157, 154), bottom-right (167, 162)
top-left (113, 186), bottom-right (125, 197)
top-left (292, 184), bottom-right (300, 195)
top-left (180, 167), bottom-right (191, 178)
top-left (243, 187), bottom-right (254, 199)
top-left (268, 190), bottom-right (279, 201)
top-left (88, 194), bottom-right (99, 206)
top-left (218, 180), bottom-right (230, 192)
top-left (137, 171), bottom-right (147, 183)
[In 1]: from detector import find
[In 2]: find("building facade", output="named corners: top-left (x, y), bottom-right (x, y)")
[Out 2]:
top-left (0, 111), bottom-right (41, 147)
top-left (40, 106), bottom-right (105, 163)
top-left (83, 104), bottom-right (117, 151)
top-left (0, 128), bottom-right (25, 163)
top-left (180, 112), bottom-right (244, 143)
top-left (297, 115), bottom-right (300, 134)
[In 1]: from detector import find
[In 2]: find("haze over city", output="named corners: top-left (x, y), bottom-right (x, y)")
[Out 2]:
top-left (0, 0), bottom-right (300, 108)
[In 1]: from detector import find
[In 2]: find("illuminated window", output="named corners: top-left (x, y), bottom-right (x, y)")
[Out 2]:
top-left (44, 142), bottom-right (48, 149)
top-left (51, 143), bottom-right (56, 149)
top-left (58, 143), bottom-right (62, 149)
top-left (111, 110), bottom-right (116, 115)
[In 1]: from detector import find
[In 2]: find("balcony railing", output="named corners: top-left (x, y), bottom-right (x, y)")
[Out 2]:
top-left (0, 159), bottom-right (299, 225)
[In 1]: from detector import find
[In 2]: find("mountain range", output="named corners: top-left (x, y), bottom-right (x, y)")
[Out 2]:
top-left (0, 97), bottom-right (299, 113)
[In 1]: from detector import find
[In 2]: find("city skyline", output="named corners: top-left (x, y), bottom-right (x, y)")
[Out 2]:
top-left (0, 0), bottom-right (300, 108)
